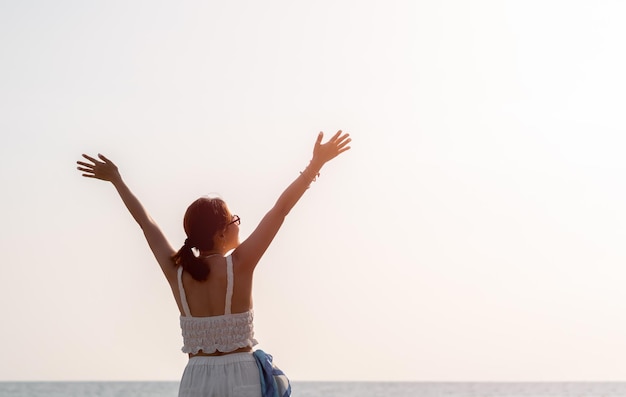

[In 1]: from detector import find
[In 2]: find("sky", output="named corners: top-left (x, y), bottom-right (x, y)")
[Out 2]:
top-left (1, 0), bottom-right (626, 382)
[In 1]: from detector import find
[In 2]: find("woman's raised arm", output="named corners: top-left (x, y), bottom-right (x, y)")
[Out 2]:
top-left (77, 154), bottom-right (177, 280)
top-left (232, 130), bottom-right (351, 271)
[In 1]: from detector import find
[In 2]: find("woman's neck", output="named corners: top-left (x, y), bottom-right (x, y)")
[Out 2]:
top-left (198, 251), bottom-right (223, 258)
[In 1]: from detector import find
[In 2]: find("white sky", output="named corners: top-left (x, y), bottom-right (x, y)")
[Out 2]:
top-left (1, 0), bottom-right (626, 382)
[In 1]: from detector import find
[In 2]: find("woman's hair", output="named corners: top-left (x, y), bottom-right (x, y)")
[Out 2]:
top-left (172, 197), bottom-right (230, 281)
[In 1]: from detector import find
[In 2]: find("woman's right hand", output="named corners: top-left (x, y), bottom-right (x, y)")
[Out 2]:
top-left (76, 153), bottom-right (122, 183)
top-left (312, 130), bottom-right (351, 165)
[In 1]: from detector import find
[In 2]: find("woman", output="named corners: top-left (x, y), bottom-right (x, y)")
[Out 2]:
top-left (76, 131), bottom-right (351, 397)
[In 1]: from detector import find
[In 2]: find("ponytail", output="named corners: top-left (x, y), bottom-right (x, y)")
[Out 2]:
top-left (172, 239), bottom-right (209, 281)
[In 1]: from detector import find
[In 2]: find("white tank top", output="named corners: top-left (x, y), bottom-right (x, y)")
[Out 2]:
top-left (177, 255), bottom-right (257, 354)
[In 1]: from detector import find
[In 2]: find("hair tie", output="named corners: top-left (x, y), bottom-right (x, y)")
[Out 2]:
top-left (184, 238), bottom-right (195, 249)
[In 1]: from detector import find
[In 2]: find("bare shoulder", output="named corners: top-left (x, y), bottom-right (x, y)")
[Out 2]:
top-left (154, 249), bottom-right (178, 283)
top-left (231, 251), bottom-right (255, 277)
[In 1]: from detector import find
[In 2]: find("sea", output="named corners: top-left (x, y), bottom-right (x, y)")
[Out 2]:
top-left (2, 381), bottom-right (626, 397)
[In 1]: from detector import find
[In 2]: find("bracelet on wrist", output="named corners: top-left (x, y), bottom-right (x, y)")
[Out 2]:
top-left (299, 167), bottom-right (320, 189)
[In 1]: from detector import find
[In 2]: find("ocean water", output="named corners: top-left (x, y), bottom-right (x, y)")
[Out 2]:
top-left (2, 381), bottom-right (626, 397)
top-left (297, 382), bottom-right (626, 397)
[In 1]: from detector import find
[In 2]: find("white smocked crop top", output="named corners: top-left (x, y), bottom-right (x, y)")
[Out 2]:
top-left (177, 255), bottom-right (258, 354)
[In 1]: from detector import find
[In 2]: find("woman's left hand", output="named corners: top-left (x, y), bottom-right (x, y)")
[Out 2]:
top-left (76, 153), bottom-right (121, 183)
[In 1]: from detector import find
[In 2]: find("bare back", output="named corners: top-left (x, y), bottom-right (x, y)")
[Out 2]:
top-left (171, 255), bottom-right (254, 317)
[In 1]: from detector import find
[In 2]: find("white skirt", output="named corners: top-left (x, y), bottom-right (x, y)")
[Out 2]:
top-left (178, 352), bottom-right (262, 397)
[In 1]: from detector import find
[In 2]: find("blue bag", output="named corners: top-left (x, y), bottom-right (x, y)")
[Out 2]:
top-left (253, 349), bottom-right (291, 397)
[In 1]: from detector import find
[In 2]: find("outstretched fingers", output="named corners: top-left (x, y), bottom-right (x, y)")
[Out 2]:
top-left (98, 153), bottom-right (114, 165)
top-left (76, 155), bottom-right (96, 177)
top-left (316, 131), bottom-right (324, 146)
top-left (76, 166), bottom-right (96, 177)
top-left (335, 133), bottom-right (351, 145)
top-left (332, 131), bottom-right (351, 152)
top-left (81, 154), bottom-right (100, 164)
top-left (337, 140), bottom-right (351, 153)
top-left (76, 153), bottom-right (118, 180)
top-left (329, 130), bottom-right (343, 142)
